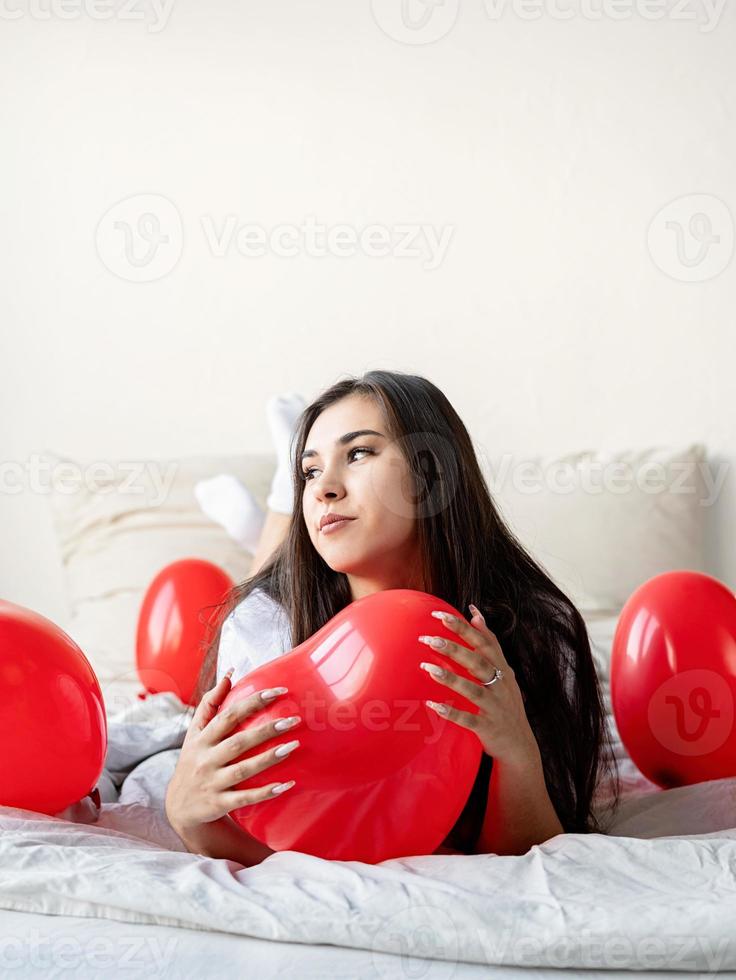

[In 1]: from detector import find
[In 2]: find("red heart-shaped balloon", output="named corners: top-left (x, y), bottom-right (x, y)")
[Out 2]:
top-left (136, 558), bottom-right (234, 706)
top-left (0, 600), bottom-right (107, 815)
top-left (220, 589), bottom-right (484, 863)
top-left (611, 570), bottom-right (736, 789)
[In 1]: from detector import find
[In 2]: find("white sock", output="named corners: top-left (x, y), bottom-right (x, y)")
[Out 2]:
top-left (265, 391), bottom-right (306, 514)
top-left (194, 474), bottom-right (265, 552)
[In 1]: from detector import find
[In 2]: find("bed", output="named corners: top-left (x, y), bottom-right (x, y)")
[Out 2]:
top-left (2, 630), bottom-right (736, 976)
top-left (2, 443), bottom-right (734, 977)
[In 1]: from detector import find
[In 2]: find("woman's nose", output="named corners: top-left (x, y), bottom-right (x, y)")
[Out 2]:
top-left (317, 482), bottom-right (343, 500)
top-left (315, 473), bottom-right (345, 500)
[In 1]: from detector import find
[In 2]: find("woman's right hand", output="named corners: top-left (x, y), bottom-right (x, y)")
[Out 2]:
top-left (165, 669), bottom-right (302, 838)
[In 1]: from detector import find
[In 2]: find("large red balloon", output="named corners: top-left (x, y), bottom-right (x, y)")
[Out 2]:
top-left (219, 589), bottom-right (484, 863)
top-left (0, 600), bottom-right (107, 815)
top-left (136, 558), bottom-right (233, 706)
top-left (611, 571), bottom-right (736, 789)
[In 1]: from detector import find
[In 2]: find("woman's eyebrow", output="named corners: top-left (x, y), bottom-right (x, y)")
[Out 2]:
top-left (300, 430), bottom-right (385, 461)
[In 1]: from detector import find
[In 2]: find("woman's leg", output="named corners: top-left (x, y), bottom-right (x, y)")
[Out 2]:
top-left (250, 394), bottom-right (305, 574)
top-left (249, 509), bottom-right (290, 575)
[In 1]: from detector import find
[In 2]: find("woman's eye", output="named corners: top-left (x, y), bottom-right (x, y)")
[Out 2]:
top-left (302, 446), bottom-right (374, 482)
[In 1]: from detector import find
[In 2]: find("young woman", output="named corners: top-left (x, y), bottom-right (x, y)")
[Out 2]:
top-left (165, 370), bottom-right (621, 864)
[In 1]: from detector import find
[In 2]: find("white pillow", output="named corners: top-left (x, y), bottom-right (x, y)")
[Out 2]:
top-left (480, 443), bottom-right (708, 613)
top-left (42, 450), bottom-right (277, 716)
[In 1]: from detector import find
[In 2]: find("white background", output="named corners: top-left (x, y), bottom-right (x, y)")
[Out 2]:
top-left (1, 0), bottom-right (734, 622)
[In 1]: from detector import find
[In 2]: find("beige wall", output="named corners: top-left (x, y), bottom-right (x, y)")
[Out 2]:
top-left (1, 0), bottom-right (734, 622)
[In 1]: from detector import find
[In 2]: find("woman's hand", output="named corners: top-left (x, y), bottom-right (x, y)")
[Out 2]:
top-left (417, 604), bottom-right (539, 767)
top-left (165, 668), bottom-right (302, 840)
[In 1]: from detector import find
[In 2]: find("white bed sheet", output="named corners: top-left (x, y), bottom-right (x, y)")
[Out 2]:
top-left (6, 909), bottom-right (736, 980)
top-left (2, 908), bottom-right (736, 980)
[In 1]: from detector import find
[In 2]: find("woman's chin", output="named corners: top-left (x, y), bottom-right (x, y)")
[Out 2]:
top-left (324, 558), bottom-right (356, 575)
top-left (321, 550), bottom-right (365, 576)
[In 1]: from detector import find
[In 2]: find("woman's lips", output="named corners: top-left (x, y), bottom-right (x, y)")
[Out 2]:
top-left (321, 518), bottom-right (357, 535)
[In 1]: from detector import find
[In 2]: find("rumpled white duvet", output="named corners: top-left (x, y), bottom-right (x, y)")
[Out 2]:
top-left (1, 691), bottom-right (735, 973)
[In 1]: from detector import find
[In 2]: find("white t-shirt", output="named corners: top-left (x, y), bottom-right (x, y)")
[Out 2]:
top-left (215, 587), bottom-right (293, 685)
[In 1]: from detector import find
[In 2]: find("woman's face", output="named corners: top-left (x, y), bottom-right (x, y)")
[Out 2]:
top-left (301, 394), bottom-right (424, 599)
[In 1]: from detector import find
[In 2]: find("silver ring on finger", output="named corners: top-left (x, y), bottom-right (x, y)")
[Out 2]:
top-left (482, 667), bottom-right (504, 687)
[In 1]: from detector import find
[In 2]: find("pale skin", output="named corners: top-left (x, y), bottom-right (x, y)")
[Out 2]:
top-left (248, 510), bottom-right (290, 577)
top-left (166, 394), bottom-right (562, 861)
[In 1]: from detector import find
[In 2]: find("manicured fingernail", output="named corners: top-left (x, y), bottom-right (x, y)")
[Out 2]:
top-left (261, 687), bottom-right (288, 701)
top-left (274, 715), bottom-right (301, 732)
top-left (426, 700), bottom-right (448, 715)
top-left (225, 667), bottom-right (234, 679)
top-left (419, 635), bottom-right (447, 649)
top-left (272, 780), bottom-right (296, 795)
top-left (431, 610), bottom-right (455, 623)
top-left (274, 739), bottom-right (300, 758)
top-left (420, 661), bottom-right (446, 679)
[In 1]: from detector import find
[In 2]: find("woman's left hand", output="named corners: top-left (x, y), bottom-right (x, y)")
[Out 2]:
top-left (418, 604), bottom-right (539, 767)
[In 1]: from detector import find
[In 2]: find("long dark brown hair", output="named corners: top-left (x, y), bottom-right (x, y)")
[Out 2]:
top-left (194, 370), bottom-right (621, 851)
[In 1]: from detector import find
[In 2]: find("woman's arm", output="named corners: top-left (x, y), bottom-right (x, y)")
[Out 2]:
top-left (476, 744), bottom-right (564, 856)
top-left (171, 814), bottom-right (275, 866)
